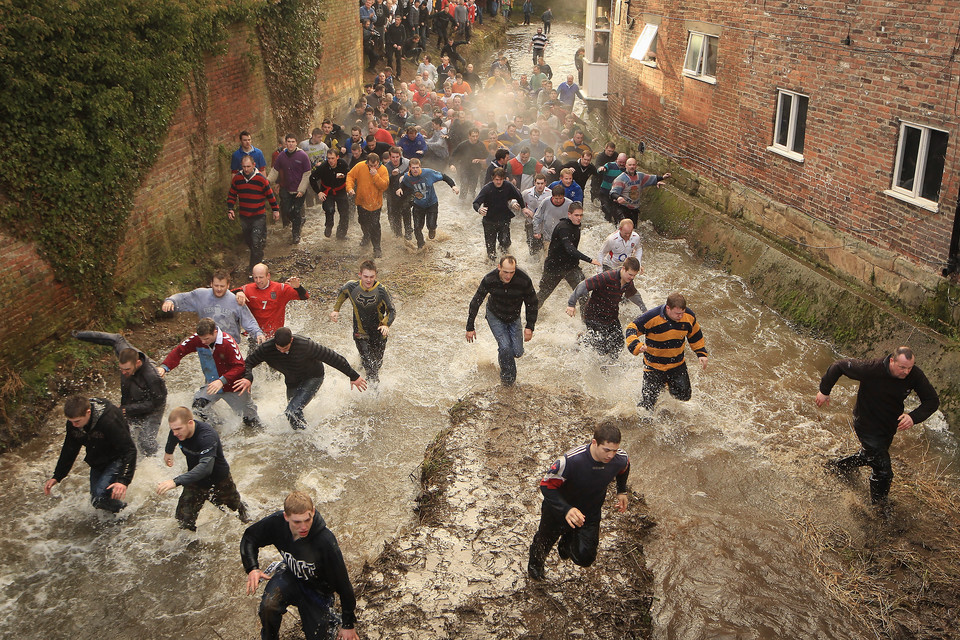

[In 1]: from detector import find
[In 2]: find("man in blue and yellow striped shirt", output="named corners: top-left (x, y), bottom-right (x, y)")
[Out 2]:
top-left (625, 292), bottom-right (708, 410)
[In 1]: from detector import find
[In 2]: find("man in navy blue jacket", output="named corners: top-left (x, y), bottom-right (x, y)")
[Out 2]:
top-left (528, 421), bottom-right (631, 581)
top-left (241, 491), bottom-right (359, 640)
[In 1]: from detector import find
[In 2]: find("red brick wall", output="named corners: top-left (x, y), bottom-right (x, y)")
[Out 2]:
top-left (0, 17), bottom-right (362, 367)
top-left (313, 0), bottom-right (365, 124)
top-left (608, 0), bottom-right (960, 281)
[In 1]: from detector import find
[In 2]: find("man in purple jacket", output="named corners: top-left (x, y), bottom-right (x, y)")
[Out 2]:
top-left (268, 134), bottom-right (313, 244)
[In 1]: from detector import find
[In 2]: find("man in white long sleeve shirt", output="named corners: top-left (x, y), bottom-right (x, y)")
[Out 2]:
top-left (162, 269), bottom-right (264, 346)
top-left (532, 185), bottom-right (571, 246)
top-left (521, 174), bottom-right (551, 254)
top-left (597, 218), bottom-right (642, 272)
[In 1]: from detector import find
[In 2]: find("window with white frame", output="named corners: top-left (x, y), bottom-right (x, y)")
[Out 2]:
top-left (683, 32), bottom-right (718, 81)
top-left (630, 23), bottom-right (658, 65)
top-left (769, 89), bottom-right (808, 160)
top-left (887, 122), bottom-right (948, 209)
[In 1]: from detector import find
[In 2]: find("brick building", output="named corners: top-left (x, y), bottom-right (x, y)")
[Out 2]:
top-left (602, 0), bottom-right (960, 302)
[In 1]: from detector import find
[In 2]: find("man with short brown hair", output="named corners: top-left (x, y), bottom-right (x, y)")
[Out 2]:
top-left (241, 491), bottom-right (360, 640)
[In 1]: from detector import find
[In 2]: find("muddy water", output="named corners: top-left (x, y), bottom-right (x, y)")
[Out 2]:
top-left (1, 21), bottom-right (956, 640)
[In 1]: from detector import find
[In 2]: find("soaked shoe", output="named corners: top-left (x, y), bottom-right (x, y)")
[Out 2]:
top-left (527, 562), bottom-right (545, 581)
top-left (373, 247), bottom-right (382, 258)
top-left (428, 228), bottom-right (436, 239)
top-left (238, 503), bottom-right (253, 524)
top-left (324, 226), bottom-right (333, 238)
top-left (292, 234), bottom-right (301, 245)
top-left (243, 416), bottom-right (265, 432)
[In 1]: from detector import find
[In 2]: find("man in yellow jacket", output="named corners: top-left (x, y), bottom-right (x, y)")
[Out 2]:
top-left (346, 152), bottom-right (391, 258)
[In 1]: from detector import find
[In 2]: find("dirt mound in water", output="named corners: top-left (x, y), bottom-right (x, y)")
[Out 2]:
top-left (353, 386), bottom-right (656, 639)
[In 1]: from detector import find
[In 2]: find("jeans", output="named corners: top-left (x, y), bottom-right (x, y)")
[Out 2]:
top-left (175, 473), bottom-right (248, 531)
top-left (835, 427), bottom-right (895, 503)
top-left (357, 206), bottom-right (383, 252)
top-left (412, 203), bottom-right (439, 247)
top-left (89, 458), bottom-right (126, 513)
top-left (285, 377), bottom-right (323, 430)
top-left (322, 192), bottom-right (350, 238)
top-left (355, 333), bottom-right (388, 382)
top-left (387, 191), bottom-right (413, 237)
top-left (639, 363), bottom-right (692, 410)
top-left (238, 215), bottom-right (267, 272)
top-left (129, 410), bottom-right (162, 456)
top-left (192, 386), bottom-right (259, 421)
top-left (485, 308), bottom-right (523, 384)
top-left (481, 218), bottom-right (511, 259)
top-left (529, 505), bottom-right (601, 569)
top-left (259, 569), bottom-right (333, 640)
top-left (279, 190), bottom-right (306, 240)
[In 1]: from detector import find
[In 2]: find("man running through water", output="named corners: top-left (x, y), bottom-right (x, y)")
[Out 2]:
top-left (330, 261), bottom-right (396, 383)
top-left (397, 157), bottom-right (459, 249)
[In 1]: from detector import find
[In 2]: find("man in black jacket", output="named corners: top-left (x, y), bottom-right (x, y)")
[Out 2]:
top-left (538, 201), bottom-right (601, 306)
top-left (385, 14), bottom-right (408, 77)
top-left (156, 406), bottom-right (251, 530)
top-left (310, 149), bottom-right (351, 239)
top-left (73, 330), bottom-right (167, 456)
top-left (234, 328), bottom-right (367, 430)
top-left (473, 168), bottom-right (524, 262)
top-left (241, 491), bottom-right (359, 640)
top-left (466, 255), bottom-right (538, 386)
top-left (44, 396), bottom-right (137, 513)
top-left (816, 347), bottom-right (940, 504)
top-left (817, 346), bottom-right (940, 505)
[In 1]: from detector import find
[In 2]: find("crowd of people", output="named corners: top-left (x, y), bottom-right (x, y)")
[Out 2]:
top-left (40, 6), bottom-right (943, 640)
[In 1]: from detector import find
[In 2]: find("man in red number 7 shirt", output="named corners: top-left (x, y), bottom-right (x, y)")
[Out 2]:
top-left (234, 263), bottom-right (310, 343)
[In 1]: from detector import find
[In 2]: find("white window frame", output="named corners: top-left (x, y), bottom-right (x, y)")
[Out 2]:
top-left (630, 23), bottom-right (659, 67)
top-left (682, 32), bottom-right (718, 83)
top-left (884, 121), bottom-right (949, 212)
top-left (767, 89), bottom-right (808, 163)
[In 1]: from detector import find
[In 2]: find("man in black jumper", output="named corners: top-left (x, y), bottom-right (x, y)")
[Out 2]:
top-left (466, 255), bottom-right (538, 386)
top-left (528, 421), bottom-right (630, 581)
top-left (538, 201), bottom-right (601, 306)
top-left (310, 149), bottom-right (351, 239)
top-left (234, 328), bottom-right (367, 430)
top-left (817, 346), bottom-right (939, 505)
top-left (44, 395), bottom-right (137, 513)
top-left (73, 330), bottom-right (167, 455)
top-left (566, 256), bottom-right (646, 358)
top-left (473, 168), bottom-right (524, 262)
top-left (157, 406), bottom-right (251, 530)
top-left (241, 491), bottom-right (359, 640)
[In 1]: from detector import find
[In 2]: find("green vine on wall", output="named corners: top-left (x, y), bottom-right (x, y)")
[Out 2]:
top-left (256, 0), bottom-right (326, 137)
top-left (0, 0), bottom-right (259, 302)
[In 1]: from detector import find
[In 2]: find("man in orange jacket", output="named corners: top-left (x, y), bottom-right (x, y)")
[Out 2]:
top-left (346, 152), bottom-right (391, 258)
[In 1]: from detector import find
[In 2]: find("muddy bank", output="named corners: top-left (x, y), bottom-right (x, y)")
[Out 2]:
top-left (353, 387), bottom-right (655, 639)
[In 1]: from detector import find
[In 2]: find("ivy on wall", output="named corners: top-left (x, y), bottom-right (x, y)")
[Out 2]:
top-left (257, 0), bottom-right (326, 137)
top-left (0, 0), bottom-right (258, 301)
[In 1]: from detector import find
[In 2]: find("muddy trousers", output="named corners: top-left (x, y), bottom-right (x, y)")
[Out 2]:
top-left (524, 219), bottom-right (543, 254)
top-left (259, 569), bottom-right (334, 640)
top-left (834, 438), bottom-right (894, 504)
top-left (322, 192), bottom-right (350, 239)
top-left (529, 506), bottom-right (601, 569)
top-left (482, 218), bottom-right (512, 260)
top-left (355, 333), bottom-right (387, 382)
top-left (279, 191), bottom-right (306, 241)
top-left (175, 473), bottom-right (249, 531)
top-left (239, 214), bottom-right (267, 272)
top-left (616, 203), bottom-right (640, 226)
top-left (537, 266), bottom-right (585, 306)
top-left (357, 206), bottom-right (383, 253)
top-left (88, 459), bottom-right (127, 513)
top-left (639, 364), bottom-right (692, 410)
top-left (583, 319), bottom-right (624, 358)
top-left (386, 192), bottom-right (412, 238)
top-left (412, 203), bottom-right (439, 247)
